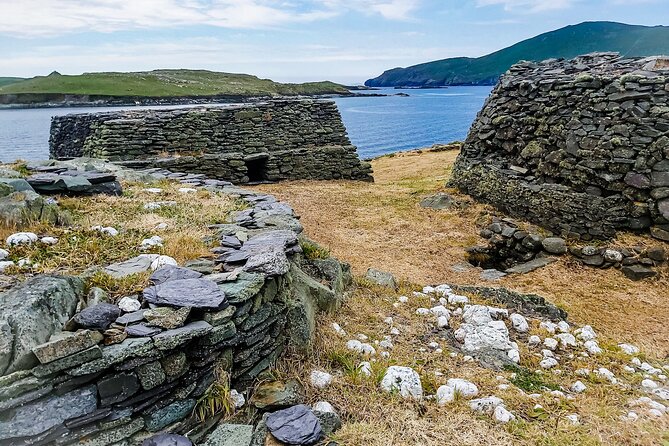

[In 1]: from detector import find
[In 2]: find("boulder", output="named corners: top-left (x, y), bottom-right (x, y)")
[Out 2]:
top-left (542, 237), bottom-right (567, 255)
top-left (266, 405), bottom-right (323, 446)
top-left (201, 424), bottom-right (254, 446)
top-left (380, 366), bottom-right (423, 400)
top-left (0, 275), bottom-right (83, 375)
top-left (364, 268), bottom-right (397, 289)
top-left (622, 265), bottom-right (657, 281)
top-left (0, 191), bottom-right (68, 227)
top-left (251, 380), bottom-right (305, 410)
top-left (104, 254), bottom-right (158, 279)
top-left (419, 193), bottom-right (457, 210)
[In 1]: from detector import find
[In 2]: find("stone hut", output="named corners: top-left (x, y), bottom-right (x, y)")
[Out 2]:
top-left (49, 100), bottom-right (373, 184)
top-left (451, 53), bottom-right (669, 241)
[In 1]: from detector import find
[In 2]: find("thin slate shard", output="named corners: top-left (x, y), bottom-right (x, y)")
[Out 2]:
top-left (143, 278), bottom-right (227, 309)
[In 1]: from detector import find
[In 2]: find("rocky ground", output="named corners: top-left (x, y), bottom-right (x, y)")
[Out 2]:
top-left (255, 147), bottom-right (669, 445)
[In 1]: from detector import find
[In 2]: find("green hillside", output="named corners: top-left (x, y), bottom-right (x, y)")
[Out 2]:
top-left (0, 69), bottom-right (349, 97)
top-left (0, 77), bottom-right (25, 87)
top-left (365, 22), bottom-right (669, 87)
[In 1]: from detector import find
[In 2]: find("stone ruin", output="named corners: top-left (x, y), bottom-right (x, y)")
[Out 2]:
top-left (0, 161), bottom-right (352, 446)
top-left (49, 100), bottom-right (373, 184)
top-left (451, 53), bottom-right (669, 242)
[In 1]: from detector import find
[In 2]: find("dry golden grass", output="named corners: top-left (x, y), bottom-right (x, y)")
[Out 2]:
top-left (0, 180), bottom-right (242, 293)
top-left (272, 281), bottom-right (669, 446)
top-left (255, 149), bottom-right (669, 357)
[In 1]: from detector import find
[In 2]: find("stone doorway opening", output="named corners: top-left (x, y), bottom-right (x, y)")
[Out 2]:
top-left (244, 154), bottom-right (269, 183)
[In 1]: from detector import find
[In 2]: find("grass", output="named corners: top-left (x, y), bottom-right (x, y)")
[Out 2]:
top-left (300, 238), bottom-right (331, 260)
top-left (0, 178), bottom-right (243, 298)
top-left (195, 363), bottom-right (235, 422)
top-left (267, 280), bottom-right (669, 445)
top-left (255, 149), bottom-right (669, 357)
top-left (0, 70), bottom-right (350, 98)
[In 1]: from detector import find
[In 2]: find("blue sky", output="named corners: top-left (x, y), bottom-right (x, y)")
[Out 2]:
top-left (0, 0), bottom-right (666, 84)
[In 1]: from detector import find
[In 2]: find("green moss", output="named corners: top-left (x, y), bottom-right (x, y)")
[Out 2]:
top-left (505, 364), bottom-right (560, 392)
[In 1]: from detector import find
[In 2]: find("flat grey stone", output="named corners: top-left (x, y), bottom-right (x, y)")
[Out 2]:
top-left (0, 385), bottom-right (97, 441)
top-left (217, 272), bottom-right (265, 304)
top-left (126, 323), bottom-right (162, 337)
top-left (419, 192), bottom-right (457, 210)
top-left (67, 337), bottom-right (153, 376)
top-left (266, 405), bottom-right (323, 445)
top-left (104, 255), bottom-right (158, 279)
top-left (143, 278), bottom-right (227, 309)
top-left (149, 265), bottom-right (203, 285)
top-left (116, 309), bottom-right (148, 325)
top-left (243, 250), bottom-right (289, 276)
top-left (98, 372), bottom-right (140, 405)
top-left (201, 424), bottom-right (253, 446)
top-left (542, 237), bottom-right (567, 255)
top-left (32, 329), bottom-right (103, 364)
top-left (365, 268), bottom-right (397, 289)
top-left (152, 321), bottom-right (213, 350)
top-left (505, 257), bottom-right (557, 274)
top-left (144, 399), bottom-right (196, 431)
top-left (622, 265), bottom-right (657, 281)
top-left (142, 433), bottom-right (192, 446)
top-left (480, 269), bottom-right (507, 281)
top-left (32, 346), bottom-right (102, 377)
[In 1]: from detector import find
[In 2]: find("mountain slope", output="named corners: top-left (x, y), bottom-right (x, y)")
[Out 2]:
top-left (0, 77), bottom-right (26, 87)
top-left (0, 69), bottom-right (349, 98)
top-left (366, 22), bottom-right (669, 87)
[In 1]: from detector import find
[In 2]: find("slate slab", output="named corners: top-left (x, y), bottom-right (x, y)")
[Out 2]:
top-left (201, 424), bottom-right (254, 446)
top-left (142, 433), bottom-right (193, 446)
top-left (143, 278), bottom-right (227, 309)
top-left (67, 337), bottom-right (153, 376)
top-left (32, 346), bottom-right (102, 377)
top-left (126, 323), bottom-right (162, 337)
top-left (32, 329), bottom-right (103, 364)
top-left (144, 399), bottom-right (196, 431)
top-left (98, 372), bottom-right (140, 405)
top-left (266, 405), bottom-right (323, 446)
top-left (116, 309), bottom-right (148, 325)
top-left (104, 255), bottom-right (159, 279)
top-left (505, 257), bottom-right (557, 274)
top-left (152, 321), bottom-right (213, 350)
top-left (149, 265), bottom-right (203, 285)
top-left (217, 272), bottom-right (265, 304)
top-left (0, 385), bottom-right (97, 441)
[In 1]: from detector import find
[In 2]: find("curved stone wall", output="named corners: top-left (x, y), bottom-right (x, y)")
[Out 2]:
top-left (451, 53), bottom-right (669, 241)
top-left (49, 100), bottom-right (373, 183)
top-left (0, 173), bottom-right (351, 445)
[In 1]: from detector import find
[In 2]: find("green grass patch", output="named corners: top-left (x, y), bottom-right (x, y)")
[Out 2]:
top-left (505, 364), bottom-right (561, 393)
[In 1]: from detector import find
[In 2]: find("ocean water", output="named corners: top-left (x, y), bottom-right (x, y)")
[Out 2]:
top-left (0, 86), bottom-right (492, 163)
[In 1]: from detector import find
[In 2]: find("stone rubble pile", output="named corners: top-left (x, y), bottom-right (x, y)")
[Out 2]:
top-left (328, 274), bottom-right (668, 426)
top-left (467, 216), bottom-right (667, 280)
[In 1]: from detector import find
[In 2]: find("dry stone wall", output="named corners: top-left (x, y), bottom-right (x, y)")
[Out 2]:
top-left (0, 168), bottom-right (352, 446)
top-left (49, 100), bottom-right (373, 183)
top-left (451, 53), bottom-right (669, 241)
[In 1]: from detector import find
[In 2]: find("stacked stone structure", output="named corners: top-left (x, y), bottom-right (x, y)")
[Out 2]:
top-left (49, 100), bottom-right (373, 183)
top-left (0, 171), bottom-right (351, 445)
top-left (451, 53), bottom-right (669, 241)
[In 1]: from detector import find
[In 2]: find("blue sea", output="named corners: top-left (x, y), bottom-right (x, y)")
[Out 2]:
top-left (0, 86), bottom-right (492, 163)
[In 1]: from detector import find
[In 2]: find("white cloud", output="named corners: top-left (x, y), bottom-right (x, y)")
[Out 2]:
top-left (0, 0), bottom-right (421, 37)
top-left (476, 0), bottom-right (576, 12)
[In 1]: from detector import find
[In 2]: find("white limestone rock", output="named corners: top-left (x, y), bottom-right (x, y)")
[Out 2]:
top-left (528, 335), bottom-right (541, 347)
top-left (555, 333), bottom-right (577, 349)
top-left (150, 255), bottom-right (177, 271)
top-left (0, 249), bottom-right (8, 260)
top-left (6, 232), bottom-right (38, 246)
top-left (493, 405), bottom-right (515, 423)
top-left (332, 323), bottom-right (346, 336)
top-left (143, 188), bottom-right (163, 194)
top-left (571, 381), bottom-right (587, 393)
top-left (618, 343), bottom-right (640, 355)
top-left (358, 362), bottom-right (372, 377)
top-left (540, 321), bottom-right (557, 334)
top-left (595, 368), bottom-right (617, 384)
top-left (436, 315), bottom-right (450, 328)
top-left (565, 414), bottom-right (580, 425)
top-left (510, 313), bottom-right (529, 333)
top-left (118, 296), bottom-right (141, 313)
top-left (469, 396), bottom-right (503, 414)
top-left (313, 401), bottom-right (336, 414)
top-left (40, 236), bottom-right (58, 245)
top-left (641, 379), bottom-right (658, 390)
top-left (415, 308), bottom-right (430, 316)
top-left (93, 226), bottom-right (119, 236)
top-left (140, 235), bottom-right (163, 250)
top-left (380, 366), bottom-right (423, 400)
top-left (584, 340), bottom-right (603, 355)
top-left (430, 305), bottom-right (450, 317)
top-left (178, 187), bottom-right (198, 193)
top-left (540, 358), bottom-right (559, 369)
top-left (230, 389), bottom-right (245, 409)
top-left (0, 261), bottom-right (13, 272)
top-left (543, 337), bottom-right (558, 351)
top-left (575, 325), bottom-right (597, 341)
top-left (310, 370), bottom-right (334, 389)
top-left (346, 340), bottom-right (363, 353)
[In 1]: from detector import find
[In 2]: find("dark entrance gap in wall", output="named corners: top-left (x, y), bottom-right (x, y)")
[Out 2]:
top-left (244, 154), bottom-right (269, 183)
